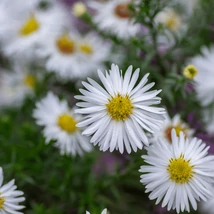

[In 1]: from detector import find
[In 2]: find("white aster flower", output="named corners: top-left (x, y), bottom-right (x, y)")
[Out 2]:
top-left (140, 129), bottom-right (214, 213)
top-left (33, 92), bottom-right (92, 156)
top-left (150, 113), bottom-right (194, 144)
top-left (190, 46), bottom-right (214, 106)
top-left (75, 64), bottom-right (165, 154)
top-left (88, 0), bottom-right (140, 39)
top-left (86, 208), bottom-right (107, 214)
top-left (2, 4), bottom-right (67, 60)
top-left (0, 63), bottom-right (36, 109)
top-left (0, 167), bottom-right (25, 214)
top-left (37, 31), bottom-right (111, 80)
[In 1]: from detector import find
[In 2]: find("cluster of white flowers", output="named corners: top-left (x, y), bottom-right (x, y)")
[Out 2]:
top-left (1, 0), bottom-right (214, 213)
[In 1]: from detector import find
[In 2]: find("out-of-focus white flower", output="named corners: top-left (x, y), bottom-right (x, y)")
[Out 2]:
top-left (0, 63), bottom-right (36, 109)
top-left (88, 0), bottom-right (140, 39)
top-left (75, 64), bottom-right (165, 154)
top-left (1, 4), bottom-right (69, 60)
top-left (190, 46), bottom-right (214, 106)
top-left (33, 92), bottom-right (92, 156)
top-left (140, 130), bottom-right (214, 213)
top-left (0, 167), bottom-right (25, 213)
top-left (37, 31), bottom-right (111, 80)
top-left (150, 113), bottom-right (194, 144)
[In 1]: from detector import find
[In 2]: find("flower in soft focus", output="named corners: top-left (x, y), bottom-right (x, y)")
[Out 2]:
top-left (183, 64), bottom-right (198, 79)
top-left (33, 92), bottom-right (92, 156)
top-left (190, 46), bottom-right (214, 106)
top-left (155, 8), bottom-right (182, 33)
top-left (0, 167), bottom-right (25, 213)
top-left (92, 152), bottom-right (127, 176)
top-left (150, 113), bottom-right (194, 144)
top-left (199, 194), bottom-right (214, 214)
top-left (72, 2), bottom-right (87, 17)
top-left (37, 31), bottom-right (111, 80)
top-left (154, 8), bottom-right (186, 47)
top-left (88, 0), bottom-right (140, 39)
top-left (140, 130), bottom-right (214, 213)
top-left (75, 64), bottom-right (165, 154)
top-left (86, 208), bottom-right (108, 214)
top-left (1, 2), bottom-right (68, 60)
top-left (0, 63), bottom-right (36, 109)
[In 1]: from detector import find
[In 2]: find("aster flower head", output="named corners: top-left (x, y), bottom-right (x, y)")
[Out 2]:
top-left (33, 92), bottom-right (92, 156)
top-left (0, 63), bottom-right (36, 109)
top-left (140, 129), bottom-right (214, 213)
top-left (86, 208), bottom-right (107, 214)
top-left (0, 167), bottom-right (25, 213)
top-left (88, 0), bottom-right (140, 39)
top-left (150, 113), bottom-right (194, 144)
top-left (75, 64), bottom-right (165, 154)
top-left (37, 30), bottom-right (111, 80)
top-left (190, 46), bottom-right (214, 106)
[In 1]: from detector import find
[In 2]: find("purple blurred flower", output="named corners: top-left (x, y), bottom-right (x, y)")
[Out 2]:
top-left (92, 152), bottom-right (127, 177)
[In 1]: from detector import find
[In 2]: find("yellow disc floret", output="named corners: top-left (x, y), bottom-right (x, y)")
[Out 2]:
top-left (183, 64), bottom-right (198, 79)
top-left (19, 15), bottom-right (40, 36)
top-left (56, 34), bottom-right (75, 55)
top-left (167, 154), bottom-right (194, 184)
top-left (79, 43), bottom-right (93, 55)
top-left (57, 113), bottom-right (77, 133)
top-left (24, 74), bottom-right (36, 88)
top-left (106, 93), bottom-right (133, 121)
top-left (0, 196), bottom-right (5, 209)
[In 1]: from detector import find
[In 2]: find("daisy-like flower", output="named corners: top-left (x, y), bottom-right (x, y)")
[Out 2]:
top-left (88, 0), bottom-right (140, 39)
top-left (139, 129), bottom-right (214, 213)
top-left (33, 92), bottom-right (92, 156)
top-left (2, 4), bottom-right (68, 60)
top-left (183, 64), bottom-right (198, 79)
top-left (75, 64), bottom-right (165, 154)
top-left (0, 167), bottom-right (25, 213)
top-left (190, 46), bottom-right (214, 106)
top-left (37, 31), bottom-right (111, 80)
top-left (86, 208), bottom-right (107, 214)
top-left (150, 113), bottom-right (194, 144)
top-left (0, 63), bottom-right (36, 109)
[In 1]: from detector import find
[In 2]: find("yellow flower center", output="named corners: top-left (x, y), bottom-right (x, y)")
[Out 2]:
top-left (164, 11), bottom-right (181, 31)
top-left (79, 44), bottom-right (93, 55)
top-left (167, 154), bottom-right (194, 184)
top-left (0, 196), bottom-right (5, 209)
top-left (106, 94), bottom-right (133, 121)
top-left (19, 15), bottom-right (40, 36)
top-left (183, 64), bottom-right (198, 79)
top-left (24, 74), bottom-right (36, 88)
top-left (114, 3), bottom-right (131, 18)
top-left (57, 114), bottom-right (77, 133)
top-left (165, 124), bottom-right (187, 143)
top-left (56, 34), bottom-right (75, 55)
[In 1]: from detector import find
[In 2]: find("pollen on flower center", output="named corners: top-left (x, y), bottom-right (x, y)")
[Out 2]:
top-left (56, 34), bottom-right (75, 55)
top-left (183, 64), bottom-right (198, 79)
top-left (0, 196), bottom-right (5, 209)
top-left (167, 154), bottom-right (194, 184)
top-left (57, 113), bottom-right (77, 133)
top-left (114, 3), bottom-right (131, 18)
top-left (79, 44), bottom-right (93, 55)
top-left (106, 93), bottom-right (133, 121)
top-left (164, 11), bottom-right (181, 31)
top-left (24, 74), bottom-right (36, 88)
top-left (165, 125), bottom-right (186, 143)
top-left (19, 15), bottom-right (40, 36)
